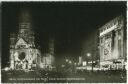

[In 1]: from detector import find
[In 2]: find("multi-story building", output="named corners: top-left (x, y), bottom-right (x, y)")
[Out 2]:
top-left (9, 10), bottom-right (41, 70)
top-left (40, 38), bottom-right (55, 70)
top-left (78, 56), bottom-right (83, 66)
top-left (99, 15), bottom-right (127, 70)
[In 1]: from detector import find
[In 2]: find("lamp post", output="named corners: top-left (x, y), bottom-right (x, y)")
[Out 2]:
top-left (87, 53), bottom-right (93, 72)
top-left (66, 59), bottom-right (69, 62)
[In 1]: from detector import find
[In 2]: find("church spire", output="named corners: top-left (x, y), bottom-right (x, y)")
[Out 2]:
top-left (18, 9), bottom-right (34, 44)
top-left (19, 9), bottom-right (32, 30)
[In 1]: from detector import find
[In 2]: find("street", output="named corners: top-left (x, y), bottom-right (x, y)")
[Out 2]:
top-left (2, 70), bottom-right (126, 83)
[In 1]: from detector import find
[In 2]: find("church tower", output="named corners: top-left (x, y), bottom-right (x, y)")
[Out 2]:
top-left (10, 9), bottom-right (41, 70)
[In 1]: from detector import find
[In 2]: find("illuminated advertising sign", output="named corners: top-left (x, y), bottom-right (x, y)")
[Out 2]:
top-left (103, 38), bottom-right (112, 61)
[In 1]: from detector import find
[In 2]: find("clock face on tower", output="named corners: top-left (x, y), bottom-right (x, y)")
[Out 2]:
top-left (19, 52), bottom-right (26, 60)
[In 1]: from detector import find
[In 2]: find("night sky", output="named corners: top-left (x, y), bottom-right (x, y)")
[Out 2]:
top-left (1, 2), bottom-right (126, 67)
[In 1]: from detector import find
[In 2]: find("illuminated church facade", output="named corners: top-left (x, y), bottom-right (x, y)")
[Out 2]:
top-left (9, 10), bottom-right (41, 70)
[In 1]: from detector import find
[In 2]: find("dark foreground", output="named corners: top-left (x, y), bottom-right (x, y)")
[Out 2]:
top-left (1, 70), bottom-right (126, 83)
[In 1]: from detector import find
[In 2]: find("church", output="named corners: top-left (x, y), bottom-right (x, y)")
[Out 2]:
top-left (9, 10), bottom-right (41, 70)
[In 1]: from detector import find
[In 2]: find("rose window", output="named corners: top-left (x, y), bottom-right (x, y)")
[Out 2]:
top-left (19, 52), bottom-right (26, 60)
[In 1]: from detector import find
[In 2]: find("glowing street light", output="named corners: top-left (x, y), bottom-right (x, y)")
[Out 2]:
top-left (66, 59), bottom-right (69, 62)
top-left (87, 52), bottom-right (93, 72)
top-left (69, 61), bottom-right (72, 64)
top-left (87, 53), bottom-right (91, 57)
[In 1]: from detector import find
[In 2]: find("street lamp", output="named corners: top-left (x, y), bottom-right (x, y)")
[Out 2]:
top-left (87, 53), bottom-right (93, 72)
top-left (69, 61), bottom-right (72, 64)
top-left (87, 53), bottom-right (91, 57)
top-left (66, 59), bottom-right (69, 62)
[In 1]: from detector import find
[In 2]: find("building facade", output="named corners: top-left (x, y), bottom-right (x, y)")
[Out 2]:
top-left (39, 38), bottom-right (55, 70)
top-left (78, 56), bottom-right (83, 66)
top-left (99, 15), bottom-right (127, 70)
top-left (9, 10), bottom-right (41, 70)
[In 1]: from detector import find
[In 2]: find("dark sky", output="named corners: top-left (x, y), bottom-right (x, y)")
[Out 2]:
top-left (1, 2), bottom-right (126, 67)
